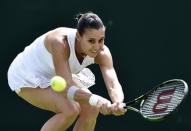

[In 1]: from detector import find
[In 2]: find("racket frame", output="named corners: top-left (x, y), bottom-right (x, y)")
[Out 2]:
top-left (124, 79), bottom-right (189, 121)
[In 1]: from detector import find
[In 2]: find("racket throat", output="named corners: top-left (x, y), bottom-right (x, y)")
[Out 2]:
top-left (126, 106), bottom-right (140, 114)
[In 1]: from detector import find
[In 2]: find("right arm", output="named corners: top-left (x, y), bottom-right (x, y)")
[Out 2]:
top-left (44, 28), bottom-right (111, 114)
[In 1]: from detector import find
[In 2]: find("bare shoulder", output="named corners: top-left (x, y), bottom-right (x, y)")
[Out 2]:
top-left (95, 45), bottom-right (113, 66)
top-left (45, 27), bottom-right (76, 42)
top-left (44, 27), bottom-right (74, 57)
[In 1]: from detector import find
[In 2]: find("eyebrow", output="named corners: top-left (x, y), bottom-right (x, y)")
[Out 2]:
top-left (88, 37), bottom-right (104, 40)
top-left (87, 34), bottom-right (105, 40)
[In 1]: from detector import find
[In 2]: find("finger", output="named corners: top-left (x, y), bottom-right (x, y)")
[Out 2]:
top-left (111, 103), bottom-right (127, 115)
top-left (100, 103), bottom-right (111, 115)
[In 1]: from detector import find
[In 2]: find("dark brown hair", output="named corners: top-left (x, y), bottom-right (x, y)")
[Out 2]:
top-left (75, 12), bottom-right (105, 36)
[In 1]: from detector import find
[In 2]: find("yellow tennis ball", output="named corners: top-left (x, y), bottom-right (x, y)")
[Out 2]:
top-left (51, 76), bottom-right (67, 92)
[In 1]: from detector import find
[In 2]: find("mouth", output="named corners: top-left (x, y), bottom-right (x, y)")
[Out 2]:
top-left (91, 50), bottom-right (99, 54)
top-left (92, 50), bottom-right (97, 53)
top-left (89, 50), bottom-right (98, 57)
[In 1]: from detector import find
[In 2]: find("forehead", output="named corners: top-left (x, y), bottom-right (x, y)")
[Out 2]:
top-left (82, 28), bottom-right (105, 39)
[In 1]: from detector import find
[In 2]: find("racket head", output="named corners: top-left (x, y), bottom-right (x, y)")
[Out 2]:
top-left (139, 79), bottom-right (188, 121)
top-left (72, 68), bottom-right (95, 88)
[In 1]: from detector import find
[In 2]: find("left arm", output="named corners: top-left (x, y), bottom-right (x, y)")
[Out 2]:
top-left (95, 45), bottom-right (124, 103)
top-left (101, 67), bottom-right (124, 103)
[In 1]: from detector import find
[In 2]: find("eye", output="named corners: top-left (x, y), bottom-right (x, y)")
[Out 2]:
top-left (88, 39), bottom-right (96, 44)
top-left (99, 39), bottom-right (104, 43)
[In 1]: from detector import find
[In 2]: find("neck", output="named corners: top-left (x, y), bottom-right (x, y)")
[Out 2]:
top-left (75, 39), bottom-right (87, 62)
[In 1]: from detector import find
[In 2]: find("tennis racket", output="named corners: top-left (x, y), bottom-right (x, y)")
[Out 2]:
top-left (125, 79), bottom-right (188, 121)
top-left (72, 68), bottom-right (95, 88)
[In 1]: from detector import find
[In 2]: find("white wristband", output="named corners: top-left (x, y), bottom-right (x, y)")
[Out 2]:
top-left (67, 86), bottom-right (79, 100)
top-left (89, 94), bottom-right (100, 106)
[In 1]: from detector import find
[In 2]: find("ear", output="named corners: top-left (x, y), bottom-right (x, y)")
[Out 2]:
top-left (76, 31), bottom-right (81, 41)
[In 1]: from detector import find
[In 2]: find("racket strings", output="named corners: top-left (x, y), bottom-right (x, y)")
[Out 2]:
top-left (140, 82), bottom-right (186, 120)
top-left (72, 68), bottom-right (95, 88)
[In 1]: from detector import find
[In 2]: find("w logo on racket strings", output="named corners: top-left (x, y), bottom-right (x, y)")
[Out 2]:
top-left (136, 80), bottom-right (187, 120)
top-left (152, 88), bottom-right (175, 113)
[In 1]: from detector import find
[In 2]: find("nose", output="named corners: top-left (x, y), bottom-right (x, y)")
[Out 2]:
top-left (92, 42), bottom-right (101, 50)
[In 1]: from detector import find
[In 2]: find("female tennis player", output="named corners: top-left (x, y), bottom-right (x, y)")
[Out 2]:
top-left (7, 12), bottom-right (126, 131)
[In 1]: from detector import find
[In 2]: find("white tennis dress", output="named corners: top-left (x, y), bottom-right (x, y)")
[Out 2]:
top-left (7, 28), bottom-right (95, 92)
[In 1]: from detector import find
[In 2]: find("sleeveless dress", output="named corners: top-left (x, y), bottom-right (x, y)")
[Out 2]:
top-left (7, 28), bottom-right (95, 92)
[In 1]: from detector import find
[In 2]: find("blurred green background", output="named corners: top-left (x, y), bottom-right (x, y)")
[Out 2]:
top-left (1, 0), bottom-right (190, 130)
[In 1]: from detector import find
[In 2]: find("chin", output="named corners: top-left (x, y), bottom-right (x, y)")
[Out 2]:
top-left (88, 53), bottom-right (97, 58)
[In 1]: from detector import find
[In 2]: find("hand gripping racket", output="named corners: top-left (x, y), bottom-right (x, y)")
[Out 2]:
top-left (125, 79), bottom-right (189, 121)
